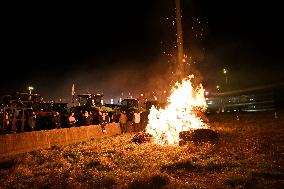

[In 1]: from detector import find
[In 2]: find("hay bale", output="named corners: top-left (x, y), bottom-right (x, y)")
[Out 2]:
top-left (0, 158), bottom-right (16, 170)
top-left (192, 129), bottom-right (220, 142)
top-left (179, 129), bottom-right (219, 144)
top-left (131, 132), bottom-right (153, 144)
top-left (179, 131), bottom-right (193, 141)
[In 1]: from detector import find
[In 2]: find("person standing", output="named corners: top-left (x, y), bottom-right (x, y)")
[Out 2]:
top-left (133, 110), bottom-right (141, 132)
top-left (53, 112), bottom-right (61, 129)
top-left (11, 113), bottom-right (17, 133)
top-left (0, 111), bottom-right (4, 134)
top-left (119, 111), bottom-right (128, 134)
top-left (4, 112), bottom-right (10, 133)
top-left (28, 111), bottom-right (37, 131)
top-left (89, 111), bottom-right (94, 125)
top-left (68, 112), bottom-right (76, 127)
top-left (100, 111), bottom-right (108, 133)
top-left (84, 111), bottom-right (91, 126)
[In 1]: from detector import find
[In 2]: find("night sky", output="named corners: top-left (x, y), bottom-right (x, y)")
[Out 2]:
top-left (1, 1), bottom-right (283, 102)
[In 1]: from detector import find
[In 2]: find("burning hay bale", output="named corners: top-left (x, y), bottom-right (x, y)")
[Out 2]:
top-left (179, 129), bottom-right (220, 145)
top-left (145, 76), bottom-right (210, 145)
top-left (131, 132), bottom-right (154, 144)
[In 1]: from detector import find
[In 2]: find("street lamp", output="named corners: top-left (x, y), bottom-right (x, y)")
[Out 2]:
top-left (28, 86), bottom-right (34, 94)
top-left (216, 85), bottom-right (220, 92)
top-left (223, 68), bottom-right (228, 84)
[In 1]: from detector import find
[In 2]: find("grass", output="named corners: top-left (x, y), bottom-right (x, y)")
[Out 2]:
top-left (0, 111), bottom-right (283, 188)
top-left (225, 176), bottom-right (257, 188)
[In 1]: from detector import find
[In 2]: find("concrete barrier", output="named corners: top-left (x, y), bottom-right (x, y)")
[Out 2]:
top-left (0, 123), bottom-right (121, 158)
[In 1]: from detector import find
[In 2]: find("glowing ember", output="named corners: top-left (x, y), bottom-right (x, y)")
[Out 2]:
top-left (146, 75), bottom-right (208, 145)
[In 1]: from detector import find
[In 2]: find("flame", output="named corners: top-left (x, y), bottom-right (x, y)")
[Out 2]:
top-left (146, 75), bottom-right (208, 145)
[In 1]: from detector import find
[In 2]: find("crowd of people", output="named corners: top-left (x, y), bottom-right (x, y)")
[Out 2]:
top-left (68, 109), bottom-right (147, 134)
top-left (0, 107), bottom-right (148, 135)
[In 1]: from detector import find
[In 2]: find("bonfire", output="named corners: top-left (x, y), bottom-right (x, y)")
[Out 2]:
top-left (145, 75), bottom-right (209, 145)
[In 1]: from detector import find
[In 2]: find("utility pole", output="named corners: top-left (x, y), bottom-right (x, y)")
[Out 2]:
top-left (28, 86), bottom-right (34, 101)
top-left (72, 83), bottom-right (75, 103)
top-left (175, 0), bottom-right (184, 81)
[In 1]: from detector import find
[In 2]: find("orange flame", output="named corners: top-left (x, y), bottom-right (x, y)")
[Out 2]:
top-left (146, 75), bottom-right (208, 145)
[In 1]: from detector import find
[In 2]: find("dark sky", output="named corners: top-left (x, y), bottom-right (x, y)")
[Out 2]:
top-left (1, 1), bottom-right (283, 102)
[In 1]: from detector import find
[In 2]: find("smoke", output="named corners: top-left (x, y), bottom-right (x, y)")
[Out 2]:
top-left (43, 56), bottom-right (177, 104)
